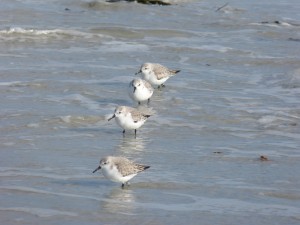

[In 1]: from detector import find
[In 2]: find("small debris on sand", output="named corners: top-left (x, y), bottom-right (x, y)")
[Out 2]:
top-left (260, 155), bottom-right (269, 161)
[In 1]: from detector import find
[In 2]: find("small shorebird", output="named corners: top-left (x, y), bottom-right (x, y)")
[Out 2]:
top-left (93, 156), bottom-right (150, 188)
top-left (136, 62), bottom-right (180, 88)
top-left (108, 106), bottom-right (151, 137)
top-left (128, 78), bottom-right (154, 105)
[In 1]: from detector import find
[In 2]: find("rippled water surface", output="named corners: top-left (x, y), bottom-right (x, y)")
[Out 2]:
top-left (1, 0), bottom-right (300, 224)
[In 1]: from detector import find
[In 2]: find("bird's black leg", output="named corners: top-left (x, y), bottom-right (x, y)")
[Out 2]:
top-left (121, 183), bottom-right (125, 189)
top-left (134, 129), bottom-right (137, 138)
top-left (147, 98), bottom-right (150, 104)
top-left (138, 101), bottom-right (141, 105)
top-left (158, 84), bottom-right (165, 89)
top-left (122, 130), bottom-right (125, 137)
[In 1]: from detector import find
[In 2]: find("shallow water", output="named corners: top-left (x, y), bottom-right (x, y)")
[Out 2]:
top-left (1, 0), bottom-right (300, 224)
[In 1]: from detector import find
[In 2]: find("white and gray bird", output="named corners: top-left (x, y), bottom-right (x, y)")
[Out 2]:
top-left (136, 62), bottom-right (180, 88)
top-left (128, 78), bottom-right (154, 105)
top-left (108, 106), bottom-right (151, 137)
top-left (93, 156), bottom-right (150, 188)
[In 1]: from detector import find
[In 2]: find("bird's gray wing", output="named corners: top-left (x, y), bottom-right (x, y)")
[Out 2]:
top-left (130, 109), bottom-right (146, 122)
top-left (153, 64), bottom-right (170, 80)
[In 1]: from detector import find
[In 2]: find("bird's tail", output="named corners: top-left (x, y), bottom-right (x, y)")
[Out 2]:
top-left (137, 164), bottom-right (150, 172)
top-left (170, 69), bottom-right (181, 75)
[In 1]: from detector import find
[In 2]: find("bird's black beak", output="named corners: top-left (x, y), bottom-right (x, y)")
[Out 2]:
top-left (92, 166), bottom-right (101, 173)
top-left (133, 87), bottom-right (136, 93)
top-left (135, 70), bottom-right (141, 75)
top-left (108, 114), bottom-right (115, 121)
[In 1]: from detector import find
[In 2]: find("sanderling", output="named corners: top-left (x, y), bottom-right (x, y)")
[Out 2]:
top-left (135, 62), bottom-right (180, 88)
top-left (93, 156), bottom-right (150, 188)
top-left (128, 78), bottom-right (154, 105)
top-left (108, 106), bottom-right (151, 137)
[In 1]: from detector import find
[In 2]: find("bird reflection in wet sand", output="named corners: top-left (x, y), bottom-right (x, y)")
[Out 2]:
top-left (101, 188), bottom-right (136, 215)
top-left (116, 135), bottom-right (146, 155)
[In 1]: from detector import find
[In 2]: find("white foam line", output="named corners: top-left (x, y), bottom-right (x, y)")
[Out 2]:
top-left (0, 27), bottom-right (107, 39)
top-left (0, 81), bottom-right (22, 86)
top-left (0, 186), bottom-right (101, 201)
top-left (0, 207), bottom-right (77, 217)
top-left (0, 170), bottom-right (93, 180)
